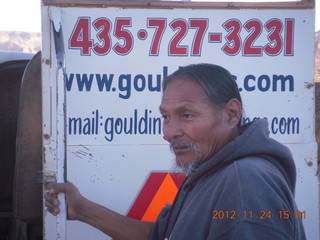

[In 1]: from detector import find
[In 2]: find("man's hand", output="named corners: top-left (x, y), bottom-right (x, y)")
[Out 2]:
top-left (44, 182), bottom-right (85, 220)
top-left (44, 182), bottom-right (153, 239)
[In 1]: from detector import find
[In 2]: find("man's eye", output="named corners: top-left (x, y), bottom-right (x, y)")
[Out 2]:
top-left (162, 115), bottom-right (168, 120)
top-left (183, 114), bottom-right (192, 119)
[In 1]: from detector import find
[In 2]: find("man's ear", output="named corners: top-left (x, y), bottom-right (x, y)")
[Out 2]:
top-left (225, 98), bottom-right (242, 128)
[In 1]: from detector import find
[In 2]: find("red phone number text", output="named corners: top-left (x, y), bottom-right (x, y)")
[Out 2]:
top-left (68, 17), bottom-right (294, 57)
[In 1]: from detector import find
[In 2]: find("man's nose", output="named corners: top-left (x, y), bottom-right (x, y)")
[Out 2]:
top-left (163, 118), bottom-right (183, 142)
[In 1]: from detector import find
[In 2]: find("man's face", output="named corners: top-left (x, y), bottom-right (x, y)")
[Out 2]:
top-left (160, 78), bottom-right (233, 169)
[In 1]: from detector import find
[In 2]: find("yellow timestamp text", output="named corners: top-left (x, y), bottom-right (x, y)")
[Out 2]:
top-left (212, 210), bottom-right (306, 220)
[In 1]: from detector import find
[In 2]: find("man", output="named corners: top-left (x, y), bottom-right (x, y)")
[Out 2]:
top-left (45, 63), bottom-right (305, 239)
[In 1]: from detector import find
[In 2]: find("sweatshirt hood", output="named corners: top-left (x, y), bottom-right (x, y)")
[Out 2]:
top-left (184, 119), bottom-right (296, 194)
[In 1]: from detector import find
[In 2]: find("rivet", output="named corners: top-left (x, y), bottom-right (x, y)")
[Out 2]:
top-left (307, 161), bottom-right (313, 167)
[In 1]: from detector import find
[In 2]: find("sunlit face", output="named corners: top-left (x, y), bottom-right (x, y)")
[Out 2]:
top-left (160, 78), bottom-right (235, 170)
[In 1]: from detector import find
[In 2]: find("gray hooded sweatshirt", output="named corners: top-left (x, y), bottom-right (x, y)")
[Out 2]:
top-left (148, 119), bottom-right (306, 240)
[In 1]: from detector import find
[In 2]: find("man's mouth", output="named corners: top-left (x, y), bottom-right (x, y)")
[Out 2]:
top-left (173, 146), bottom-right (189, 153)
top-left (170, 141), bottom-right (194, 154)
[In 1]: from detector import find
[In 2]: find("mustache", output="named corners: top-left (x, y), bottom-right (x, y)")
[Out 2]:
top-left (170, 140), bottom-right (199, 152)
